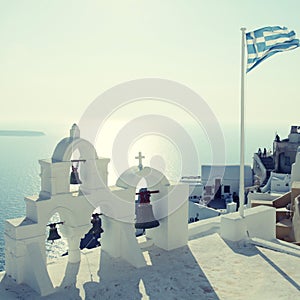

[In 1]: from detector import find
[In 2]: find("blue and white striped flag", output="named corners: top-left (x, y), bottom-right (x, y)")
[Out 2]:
top-left (246, 26), bottom-right (299, 72)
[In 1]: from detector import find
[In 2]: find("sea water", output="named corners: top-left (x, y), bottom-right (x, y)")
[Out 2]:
top-left (0, 134), bottom-right (59, 270)
top-left (0, 122), bottom-right (292, 271)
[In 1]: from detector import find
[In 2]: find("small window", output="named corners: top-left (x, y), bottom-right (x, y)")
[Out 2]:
top-left (224, 185), bottom-right (230, 193)
top-left (205, 186), bottom-right (212, 195)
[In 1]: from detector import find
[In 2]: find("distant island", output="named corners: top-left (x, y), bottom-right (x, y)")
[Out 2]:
top-left (0, 130), bottom-right (45, 137)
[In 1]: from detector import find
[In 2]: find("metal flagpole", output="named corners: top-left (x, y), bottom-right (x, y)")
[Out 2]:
top-left (239, 27), bottom-right (246, 217)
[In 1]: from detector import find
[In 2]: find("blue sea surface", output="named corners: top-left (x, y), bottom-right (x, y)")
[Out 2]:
top-left (0, 134), bottom-right (59, 271)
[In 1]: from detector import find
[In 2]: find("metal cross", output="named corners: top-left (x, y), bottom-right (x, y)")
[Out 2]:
top-left (135, 152), bottom-right (145, 171)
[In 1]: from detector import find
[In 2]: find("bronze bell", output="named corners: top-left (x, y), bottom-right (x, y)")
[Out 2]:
top-left (70, 165), bottom-right (82, 184)
top-left (88, 213), bottom-right (104, 236)
top-left (80, 213), bottom-right (104, 250)
top-left (47, 222), bottom-right (64, 242)
top-left (135, 188), bottom-right (160, 229)
top-left (135, 203), bottom-right (160, 229)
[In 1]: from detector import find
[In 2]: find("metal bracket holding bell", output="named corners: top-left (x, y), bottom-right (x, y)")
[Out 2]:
top-left (70, 159), bottom-right (86, 163)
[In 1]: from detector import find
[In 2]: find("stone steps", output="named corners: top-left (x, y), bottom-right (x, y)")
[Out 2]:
top-left (276, 218), bottom-right (294, 241)
top-left (276, 207), bottom-right (292, 222)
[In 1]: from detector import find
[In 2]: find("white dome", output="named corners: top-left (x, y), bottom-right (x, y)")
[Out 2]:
top-left (116, 166), bottom-right (169, 189)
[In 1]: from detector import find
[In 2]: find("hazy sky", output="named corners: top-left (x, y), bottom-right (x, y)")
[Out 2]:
top-left (0, 0), bottom-right (299, 133)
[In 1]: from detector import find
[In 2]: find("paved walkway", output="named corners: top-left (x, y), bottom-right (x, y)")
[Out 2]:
top-left (0, 233), bottom-right (299, 299)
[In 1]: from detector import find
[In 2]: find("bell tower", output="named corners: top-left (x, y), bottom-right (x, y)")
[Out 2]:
top-left (4, 124), bottom-right (110, 296)
top-left (4, 124), bottom-right (189, 297)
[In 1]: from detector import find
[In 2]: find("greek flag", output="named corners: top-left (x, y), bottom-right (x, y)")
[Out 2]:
top-left (246, 26), bottom-right (299, 72)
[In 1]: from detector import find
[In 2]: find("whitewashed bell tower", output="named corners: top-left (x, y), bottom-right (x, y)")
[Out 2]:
top-left (4, 124), bottom-right (189, 296)
top-left (4, 124), bottom-right (110, 295)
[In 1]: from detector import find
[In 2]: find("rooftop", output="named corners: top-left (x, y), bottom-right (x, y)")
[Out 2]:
top-left (1, 218), bottom-right (299, 299)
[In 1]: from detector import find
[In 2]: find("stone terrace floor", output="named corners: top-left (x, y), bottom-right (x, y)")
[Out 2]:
top-left (0, 231), bottom-right (300, 299)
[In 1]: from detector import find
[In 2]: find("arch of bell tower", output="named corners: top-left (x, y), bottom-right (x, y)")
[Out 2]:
top-left (39, 123), bottom-right (109, 200)
top-left (4, 124), bottom-right (111, 296)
